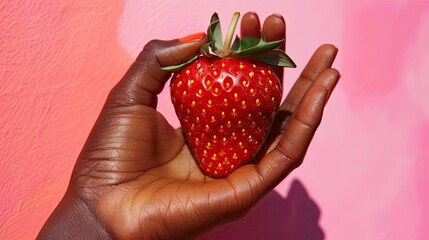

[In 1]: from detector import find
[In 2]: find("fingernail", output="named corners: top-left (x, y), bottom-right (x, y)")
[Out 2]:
top-left (179, 32), bottom-right (206, 43)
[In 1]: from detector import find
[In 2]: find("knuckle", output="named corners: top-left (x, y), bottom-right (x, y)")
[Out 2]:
top-left (295, 114), bottom-right (319, 132)
top-left (275, 139), bottom-right (304, 167)
top-left (138, 39), bottom-right (167, 62)
top-left (143, 39), bottom-right (164, 51)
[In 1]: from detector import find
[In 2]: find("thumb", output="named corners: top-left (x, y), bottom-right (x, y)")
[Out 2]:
top-left (107, 32), bottom-right (208, 109)
top-left (73, 33), bottom-right (207, 194)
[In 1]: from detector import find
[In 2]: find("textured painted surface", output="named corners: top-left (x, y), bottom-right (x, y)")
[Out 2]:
top-left (1, 0), bottom-right (428, 239)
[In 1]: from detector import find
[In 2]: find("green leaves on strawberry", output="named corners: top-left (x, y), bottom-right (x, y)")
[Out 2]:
top-left (164, 12), bottom-right (296, 178)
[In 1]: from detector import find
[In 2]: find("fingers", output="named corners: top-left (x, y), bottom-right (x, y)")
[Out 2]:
top-left (241, 12), bottom-right (286, 80)
top-left (258, 68), bottom-right (340, 188)
top-left (241, 12), bottom-right (285, 44)
top-left (240, 12), bottom-right (261, 39)
top-left (280, 44), bottom-right (338, 115)
top-left (106, 33), bottom-right (208, 109)
top-left (222, 66), bottom-right (340, 211)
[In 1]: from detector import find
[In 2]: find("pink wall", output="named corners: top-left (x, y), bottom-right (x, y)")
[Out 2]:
top-left (1, 0), bottom-right (428, 239)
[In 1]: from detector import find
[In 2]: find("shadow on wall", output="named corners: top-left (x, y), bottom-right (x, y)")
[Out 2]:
top-left (200, 179), bottom-right (324, 240)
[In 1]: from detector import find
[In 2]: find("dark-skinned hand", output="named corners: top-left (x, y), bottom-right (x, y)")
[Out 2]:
top-left (38, 12), bottom-right (339, 239)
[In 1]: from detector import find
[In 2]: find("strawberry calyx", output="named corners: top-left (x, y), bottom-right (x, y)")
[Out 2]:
top-left (161, 12), bottom-right (297, 72)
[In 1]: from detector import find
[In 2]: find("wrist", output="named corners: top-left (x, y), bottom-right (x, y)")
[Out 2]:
top-left (37, 192), bottom-right (111, 239)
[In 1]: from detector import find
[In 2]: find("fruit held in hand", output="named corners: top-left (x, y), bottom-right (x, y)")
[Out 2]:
top-left (170, 57), bottom-right (282, 178)
top-left (163, 13), bottom-right (296, 178)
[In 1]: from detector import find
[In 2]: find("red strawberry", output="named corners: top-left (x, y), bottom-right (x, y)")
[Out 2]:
top-left (163, 12), bottom-right (296, 178)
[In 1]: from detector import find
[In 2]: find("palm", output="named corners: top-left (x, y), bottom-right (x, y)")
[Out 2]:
top-left (64, 13), bottom-right (339, 240)
top-left (90, 103), bottom-right (260, 238)
top-left (88, 112), bottom-right (220, 238)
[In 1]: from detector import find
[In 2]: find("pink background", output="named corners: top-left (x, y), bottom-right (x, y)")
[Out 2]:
top-left (1, 0), bottom-right (428, 239)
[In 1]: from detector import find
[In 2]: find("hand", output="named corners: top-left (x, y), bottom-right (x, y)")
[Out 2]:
top-left (38, 12), bottom-right (339, 239)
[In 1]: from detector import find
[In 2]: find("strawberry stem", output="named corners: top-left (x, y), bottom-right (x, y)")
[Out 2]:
top-left (223, 12), bottom-right (240, 52)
